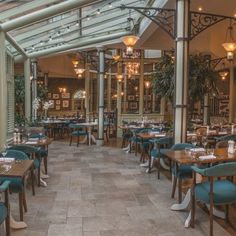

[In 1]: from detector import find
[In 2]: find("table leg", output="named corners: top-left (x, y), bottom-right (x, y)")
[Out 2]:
top-left (160, 158), bottom-right (170, 170)
top-left (91, 134), bottom-right (96, 144)
top-left (171, 188), bottom-right (191, 211)
top-left (10, 214), bottom-right (27, 229)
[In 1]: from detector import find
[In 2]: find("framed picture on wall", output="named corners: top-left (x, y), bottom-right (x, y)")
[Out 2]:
top-left (55, 105), bottom-right (60, 110)
top-left (56, 100), bottom-right (61, 105)
top-left (61, 92), bottom-right (70, 99)
top-left (129, 102), bottom-right (138, 109)
top-left (53, 93), bottom-right (59, 99)
top-left (128, 95), bottom-right (135, 101)
top-left (48, 93), bottom-right (52, 99)
top-left (49, 100), bottom-right (54, 109)
top-left (62, 100), bottom-right (69, 108)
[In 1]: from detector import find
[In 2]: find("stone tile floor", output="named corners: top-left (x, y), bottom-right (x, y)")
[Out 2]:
top-left (8, 140), bottom-right (233, 236)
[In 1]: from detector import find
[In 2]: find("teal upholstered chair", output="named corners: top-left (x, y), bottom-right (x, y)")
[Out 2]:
top-left (149, 136), bottom-right (173, 177)
top-left (191, 162), bottom-right (236, 236)
top-left (215, 134), bottom-right (236, 142)
top-left (0, 150), bottom-right (31, 221)
top-left (0, 180), bottom-right (10, 236)
top-left (29, 133), bottom-right (49, 174)
top-left (69, 123), bottom-right (87, 146)
top-left (168, 143), bottom-right (195, 203)
top-left (8, 145), bottom-right (41, 187)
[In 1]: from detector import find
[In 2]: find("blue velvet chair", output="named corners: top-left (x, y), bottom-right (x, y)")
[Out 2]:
top-left (29, 133), bottom-right (49, 174)
top-left (69, 123), bottom-right (87, 146)
top-left (191, 162), bottom-right (236, 236)
top-left (0, 150), bottom-right (32, 221)
top-left (149, 136), bottom-right (173, 177)
top-left (0, 180), bottom-right (10, 236)
top-left (8, 145), bottom-right (41, 187)
top-left (168, 143), bottom-right (195, 203)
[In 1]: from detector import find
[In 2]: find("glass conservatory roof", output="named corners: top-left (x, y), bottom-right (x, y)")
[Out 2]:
top-left (0, 0), bottom-right (163, 60)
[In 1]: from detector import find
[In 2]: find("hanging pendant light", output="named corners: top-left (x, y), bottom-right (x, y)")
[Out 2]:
top-left (222, 21), bottom-right (236, 60)
top-left (122, 35), bottom-right (139, 56)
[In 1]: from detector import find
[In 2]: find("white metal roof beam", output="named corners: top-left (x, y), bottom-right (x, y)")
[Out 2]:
top-left (5, 33), bottom-right (28, 59)
top-left (0, 0), bottom-right (62, 22)
top-left (15, 31), bottom-right (130, 62)
top-left (0, 0), bottom-right (101, 32)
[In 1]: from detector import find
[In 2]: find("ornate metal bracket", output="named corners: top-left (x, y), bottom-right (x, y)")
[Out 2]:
top-left (120, 5), bottom-right (175, 39)
top-left (120, 5), bottom-right (236, 41)
top-left (209, 57), bottom-right (227, 69)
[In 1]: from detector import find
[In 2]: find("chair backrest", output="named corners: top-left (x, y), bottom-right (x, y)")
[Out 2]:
top-left (216, 134), bottom-right (236, 142)
top-left (8, 145), bottom-right (40, 158)
top-left (198, 162), bottom-right (236, 177)
top-left (155, 136), bottom-right (173, 147)
top-left (196, 127), bottom-right (207, 136)
top-left (215, 141), bottom-right (228, 148)
top-left (30, 133), bottom-right (47, 139)
top-left (69, 123), bottom-right (83, 129)
top-left (171, 143), bottom-right (195, 150)
top-left (5, 150), bottom-right (29, 160)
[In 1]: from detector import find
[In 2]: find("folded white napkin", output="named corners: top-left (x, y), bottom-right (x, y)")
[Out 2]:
top-left (25, 141), bottom-right (37, 144)
top-left (190, 148), bottom-right (205, 152)
top-left (150, 131), bottom-right (160, 135)
top-left (198, 155), bottom-right (216, 160)
top-left (0, 157), bottom-right (15, 162)
top-left (155, 133), bottom-right (166, 137)
top-left (218, 131), bottom-right (227, 135)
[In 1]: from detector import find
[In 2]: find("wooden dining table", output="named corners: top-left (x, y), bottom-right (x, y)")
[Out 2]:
top-left (0, 159), bottom-right (34, 229)
top-left (164, 148), bottom-right (236, 228)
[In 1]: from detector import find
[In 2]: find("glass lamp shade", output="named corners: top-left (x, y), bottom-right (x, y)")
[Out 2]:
top-left (222, 42), bottom-right (236, 52)
top-left (116, 74), bottom-right (123, 82)
top-left (122, 35), bottom-right (139, 46)
top-left (72, 60), bottom-right (79, 67)
top-left (75, 68), bottom-right (85, 74)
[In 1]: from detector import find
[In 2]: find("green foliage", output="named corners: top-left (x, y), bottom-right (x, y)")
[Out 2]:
top-left (153, 54), bottom-right (219, 103)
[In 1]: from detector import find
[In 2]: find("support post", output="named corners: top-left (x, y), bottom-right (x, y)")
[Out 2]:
top-left (229, 63), bottom-right (235, 123)
top-left (24, 58), bottom-right (31, 121)
top-left (97, 47), bottom-right (105, 146)
top-left (174, 0), bottom-right (190, 143)
top-left (107, 69), bottom-right (111, 112)
top-left (0, 31), bottom-right (7, 147)
top-left (203, 94), bottom-right (209, 125)
top-left (85, 62), bottom-right (90, 120)
top-left (116, 61), bottom-right (122, 138)
top-left (31, 59), bottom-right (38, 121)
top-left (139, 50), bottom-right (144, 116)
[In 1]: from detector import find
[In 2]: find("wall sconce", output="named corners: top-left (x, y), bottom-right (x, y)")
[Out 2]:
top-left (58, 87), bottom-right (67, 93)
top-left (144, 81), bottom-right (151, 89)
top-left (121, 35), bottom-right (139, 56)
top-left (222, 22), bottom-right (236, 60)
top-left (219, 71), bottom-right (228, 80)
top-left (116, 74), bottom-right (123, 83)
top-left (75, 68), bottom-right (85, 78)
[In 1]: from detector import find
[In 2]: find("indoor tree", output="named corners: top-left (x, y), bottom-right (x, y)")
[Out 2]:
top-left (152, 53), bottom-right (219, 123)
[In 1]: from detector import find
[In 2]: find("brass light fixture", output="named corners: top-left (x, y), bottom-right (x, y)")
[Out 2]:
top-left (219, 62), bottom-right (229, 80)
top-left (58, 87), bottom-right (67, 93)
top-left (121, 35), bottom-right (139, 55)
top-left (75, 68), bottom-right (85, 78)
top-left (116, 74), bottom-right (123, 83)
top-left (222, 22), bottom-right (236, 60)
top-left (144, 81), bottom-right (151, 89)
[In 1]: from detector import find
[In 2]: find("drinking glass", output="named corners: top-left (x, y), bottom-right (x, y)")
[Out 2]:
top-left (202, 136), bottom-right (208, 149)
top-left (191, 136), bottom-right (198, 147)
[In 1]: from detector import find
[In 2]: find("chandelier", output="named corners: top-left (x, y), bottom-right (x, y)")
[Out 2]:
top-left (122, 35), bottom-right (139, 56)
top-left (72, 56), bottom-right (85, 78)
top-left (126, 62), bottom-right (140, 78)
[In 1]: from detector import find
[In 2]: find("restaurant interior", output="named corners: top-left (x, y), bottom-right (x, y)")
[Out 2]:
top-left (0, 0), bottom-right (236, 236)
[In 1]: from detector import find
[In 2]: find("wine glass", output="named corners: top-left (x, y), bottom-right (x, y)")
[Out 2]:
top-left (202, 136), bottom-right (208, 149)
top-left (191, 136), bottom-right (198, 147)
top-left (1, 144), bottom-right (8, 157)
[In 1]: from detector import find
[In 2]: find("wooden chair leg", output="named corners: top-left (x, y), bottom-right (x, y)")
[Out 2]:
top-left (5, 215), bottom-right (10, 236)
top-left (31, 169), bottom-right (35, 196)
top-left (225, 205), bottom-right (229, 223)
top-left (178, 179), bottom-right (182, 203)
top-left (77, 136), bottom-right (79, 147)
top-left (38, 166), bottom-right (41, 187)
top-left (19, 192), bottom-right (24, 221)
top-left (69, 136), bottom-right (72, 146)
top-left (171, 176), bottom-right (177, 199)
top-left (209, 201), bottom-right (213, 236)
top-left (23, 191), bottom-right (27, 212)
top-left (190, 187), bottom-right (195, 228)
top-left (157, 158), bottom-right (160, 179)
top-left (43, 156), bottom-right (48, 175)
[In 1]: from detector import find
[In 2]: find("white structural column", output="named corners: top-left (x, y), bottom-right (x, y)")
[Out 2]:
top-left (107, 69), bottom-right (112, 112)
top-left (85, 62), bottom-right (90, 120)
top-left (139, 51), bottom-right (144, 115)
top-left (174, 0), bottom-right (190, 143)
top-left (24, 58), bottom-right (31, 121)
top-left (116, 62), bottom-right (122, 138)
top-left (31, 59), bottom-right (38, 121)
top-left (97, 47), bottom-right (105, 146)
top-left (203, 94), bottom-right (209, 125)
top-left (0, 31), bottom-right (7, 147)
top-left (229, 63), bottom-right (235, 123)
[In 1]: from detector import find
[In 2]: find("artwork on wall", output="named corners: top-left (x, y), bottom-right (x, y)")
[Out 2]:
top-left (62, 100), bottom-right (69, 108)
top-left (52, 93), bottom-right (59, 99)
top-left (128, 95), bottom-right (135, 101)
top-left (129, 102), bottom-right (138, 109)
top-left (61, 92), bottom-right (70, 99)
top-left (48, 100), bottom-right (54, 109)
top-left (55, 105), bottom-right (60, 110)
top-left (56, 100), bottom-right (61, 105)
top-left (48, 93), bottom-right (52, 99)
